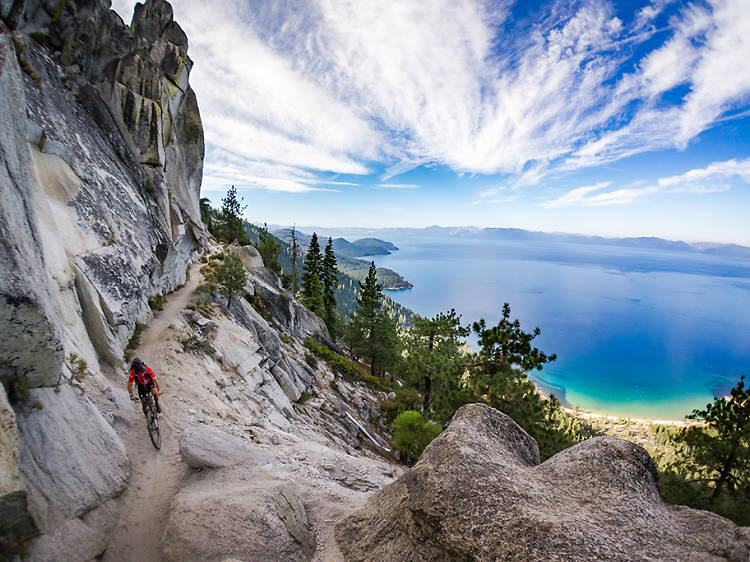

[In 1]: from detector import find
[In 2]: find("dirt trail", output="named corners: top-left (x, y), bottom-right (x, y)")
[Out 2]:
top-left (103, 263), bottom-right (202, 562)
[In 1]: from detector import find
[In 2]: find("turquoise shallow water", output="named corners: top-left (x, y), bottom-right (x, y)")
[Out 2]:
top-left (371, 235), bottom-right (750, 420)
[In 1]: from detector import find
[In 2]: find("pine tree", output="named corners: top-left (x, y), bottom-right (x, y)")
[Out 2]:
top-left (301, 233), bottom-right (324, 316)
top-left (674, 376), bottom-right (750, 501)
top-left (303, 272), bottom-right (325, 318)
top-left (288, 225), bottom-right (299, 296)
top-left (468, 303), bottom-right (560, 458)
top-left (219, 185), bottom-right (250, 245)
top-left (348, 262), bottom-right (400, 377)
top-left (199, 197), bottom-right (213, 230)
top-left (322, 237), bottom-right (340, 335)
top-left (404, 309), bottom-right (471, 420)
top-left (215, 254), bottom-right (246, 311)
top-left (256, 223), bottom-right (281, 275)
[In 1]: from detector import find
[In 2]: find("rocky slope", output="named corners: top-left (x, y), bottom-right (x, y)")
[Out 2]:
top-left (336, 404), bottom-right (750, 561)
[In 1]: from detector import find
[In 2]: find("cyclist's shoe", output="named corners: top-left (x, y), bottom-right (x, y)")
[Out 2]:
top-left (155, 400), bottom-right (162, 414)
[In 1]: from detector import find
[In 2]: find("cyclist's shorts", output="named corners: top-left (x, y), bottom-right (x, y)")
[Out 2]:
top-left (137, 381), bottom-right (155, 397)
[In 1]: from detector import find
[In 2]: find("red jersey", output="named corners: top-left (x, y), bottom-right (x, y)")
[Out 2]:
top-left (129, 365), bottom-right (156, 385)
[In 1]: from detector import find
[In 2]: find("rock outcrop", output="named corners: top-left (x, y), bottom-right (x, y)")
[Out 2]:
top-left (179, 425), bottom-right (275, 469)
top-left (335, 404), bottom-right (750, 562)
top-left (0, 0), bottom-right (204, 555)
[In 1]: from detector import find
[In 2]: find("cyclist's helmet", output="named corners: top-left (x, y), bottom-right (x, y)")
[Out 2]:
top-left (130, 357), bottom-right (145, 373)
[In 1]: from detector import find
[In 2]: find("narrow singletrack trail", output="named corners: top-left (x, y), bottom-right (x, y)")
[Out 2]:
top-left (103, 263), bottom-right (202, 562)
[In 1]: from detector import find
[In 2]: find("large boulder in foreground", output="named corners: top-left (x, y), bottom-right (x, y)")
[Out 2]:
top-left (163, 471), bottom-right (315, 562)
top-left (335, 403), bottom-right (750, 562)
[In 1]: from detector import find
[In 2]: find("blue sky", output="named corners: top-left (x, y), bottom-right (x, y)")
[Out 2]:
top-left (113, 0), bottom-right (750, 244)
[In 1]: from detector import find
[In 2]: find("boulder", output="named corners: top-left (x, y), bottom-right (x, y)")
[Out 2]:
top-left (179, 425), bottom-right (275, 469)
top-left (230, 245), bottom-right (264, 270)
top-left (335, 403), bottom-right (750, 562)
top-left (163, 475), bottom-right (315, 561)
top-left (15, 386), bottom-right (129, 532)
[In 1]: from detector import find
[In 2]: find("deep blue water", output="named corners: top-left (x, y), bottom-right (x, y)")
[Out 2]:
top-left (371, 235), bottom-right (750, 419)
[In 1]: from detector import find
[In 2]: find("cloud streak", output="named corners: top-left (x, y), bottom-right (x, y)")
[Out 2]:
top-left (111, 0), bottom-right (750, 193)
top-left (542, 158), bottom-right (749, 207)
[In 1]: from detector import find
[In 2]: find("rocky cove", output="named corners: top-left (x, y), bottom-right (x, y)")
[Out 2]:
top-left (0, 1), bottom-right (749, 561)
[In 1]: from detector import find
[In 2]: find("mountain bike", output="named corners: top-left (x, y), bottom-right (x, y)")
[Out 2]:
top-left (135, 394), bottom-right (161, 449)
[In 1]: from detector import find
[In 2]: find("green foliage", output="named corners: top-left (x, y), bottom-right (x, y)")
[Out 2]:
top-left (1, 373), bottom-right (31, 402)
top-left (52, 0), bottom-right (64, 21)
top-left (180, 334), bottom-right (217, 360)
top-left (380, 387), bottom-right (423, 425)
top-left (18, 56), bottom-right (41, 85)
top-left (304, 338), bottom-right (392, 392)
top-left (216, 186), bottom-right (251, 245)
top-left (302, 272), bottom-right (325, 318)
top-left (403, 309), bottom-right (471, 422)
top-left (124, 322), bottom-right (145, 362)
top-left (659, 376), bottom-right (750, 523)
top-left (391, 410), bottom-right (442, 465)
top-left (144, 178), bottom-right (155, 194)
top-left (67, 353), bottom-right (88, 382)
top-left (322, 237), bottom-right (340, 334)
top-left (148, 294), bottom-right (166, 311)
top-left (215, 253), bottom-right (247, 311)
top-left (199, 197), bottom-right (213, 230)
top-left (346, 262), bottom-right (401, 378)
top-left (297, 391), bottom-right (314, 404)
top-left (29, 32), bottom-right (49, 46)
top-left (188, 283), bottom-right (214, 317)
top-left (256, 223), bottom-right (282, 275)
top-left (301, 232), bottom-right (323, 311)
top-left (466, 303), bottom-right (577, 459)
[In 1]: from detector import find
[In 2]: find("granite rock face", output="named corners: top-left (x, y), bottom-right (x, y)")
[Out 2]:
top-left (1, 0), bottom-right (204, 385)
top-left (0, 0), bottom-right (204, 555)
top-left (335, 403), bottom-right (750, 562)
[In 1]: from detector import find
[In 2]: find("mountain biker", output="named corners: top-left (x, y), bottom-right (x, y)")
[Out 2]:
top-left (128, 357), bottom-right (162, 414)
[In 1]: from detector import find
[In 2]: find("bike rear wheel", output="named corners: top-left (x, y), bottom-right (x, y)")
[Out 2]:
top-left (146, 398), bottom-right (161, 449)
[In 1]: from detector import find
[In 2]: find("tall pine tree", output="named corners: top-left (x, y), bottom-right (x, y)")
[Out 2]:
top-left (404, 309), bottom-right (471, 420)
top-left (301, 233), bottom-right (323, 315)
top-left (348, 262), bottom-right (400, 377)
top-left (322, 237), bottom-right (340, 335)
top-left (219, 185), bottom-right (250, 245)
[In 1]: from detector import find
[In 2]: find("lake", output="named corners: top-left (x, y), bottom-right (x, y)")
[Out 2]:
top-left (370, 234), bottom-right (750, 420)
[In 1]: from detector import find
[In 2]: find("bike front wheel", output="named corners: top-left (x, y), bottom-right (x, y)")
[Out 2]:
top-left (146, 405), bottom-right (161, 450)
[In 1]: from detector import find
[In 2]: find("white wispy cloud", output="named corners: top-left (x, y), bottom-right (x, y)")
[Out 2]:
top-left (110, 0), bottom-right (750, 193)
top-left (375, 183), bottom-right (421, 189)
top-left (542, 158), bottom-right (749, 207)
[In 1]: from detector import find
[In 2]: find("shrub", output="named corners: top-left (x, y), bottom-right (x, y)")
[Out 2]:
top-left (143, 178), bottom-right (155, 194)
top-left (148, 294), bottom-right (166, 311)
top-left (67, 353), bottom-right (87, 382)
top-left (180, 334), bottom-right (217, 360)
top-left (391, 410), bottom-right (442, 465)
top-left (304, 338), bottom-right (392, 392)
top-left (380, 387), bottom-right (423, 424)
top-left (124, 322), bottom-right (145, 362)
top-left (29, 32), bottom-right (49, 46)
top-left (1, 373), bottom-right (31, 402)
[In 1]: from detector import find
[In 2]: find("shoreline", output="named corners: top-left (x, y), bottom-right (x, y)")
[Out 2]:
top-left (563, 407), bottom-right (696, 428)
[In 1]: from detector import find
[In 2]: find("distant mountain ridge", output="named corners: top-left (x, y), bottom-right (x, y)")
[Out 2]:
top-left (272, 229), bottom-right (398, 257)
top-left (285, 225), bottom-right (750, 260)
